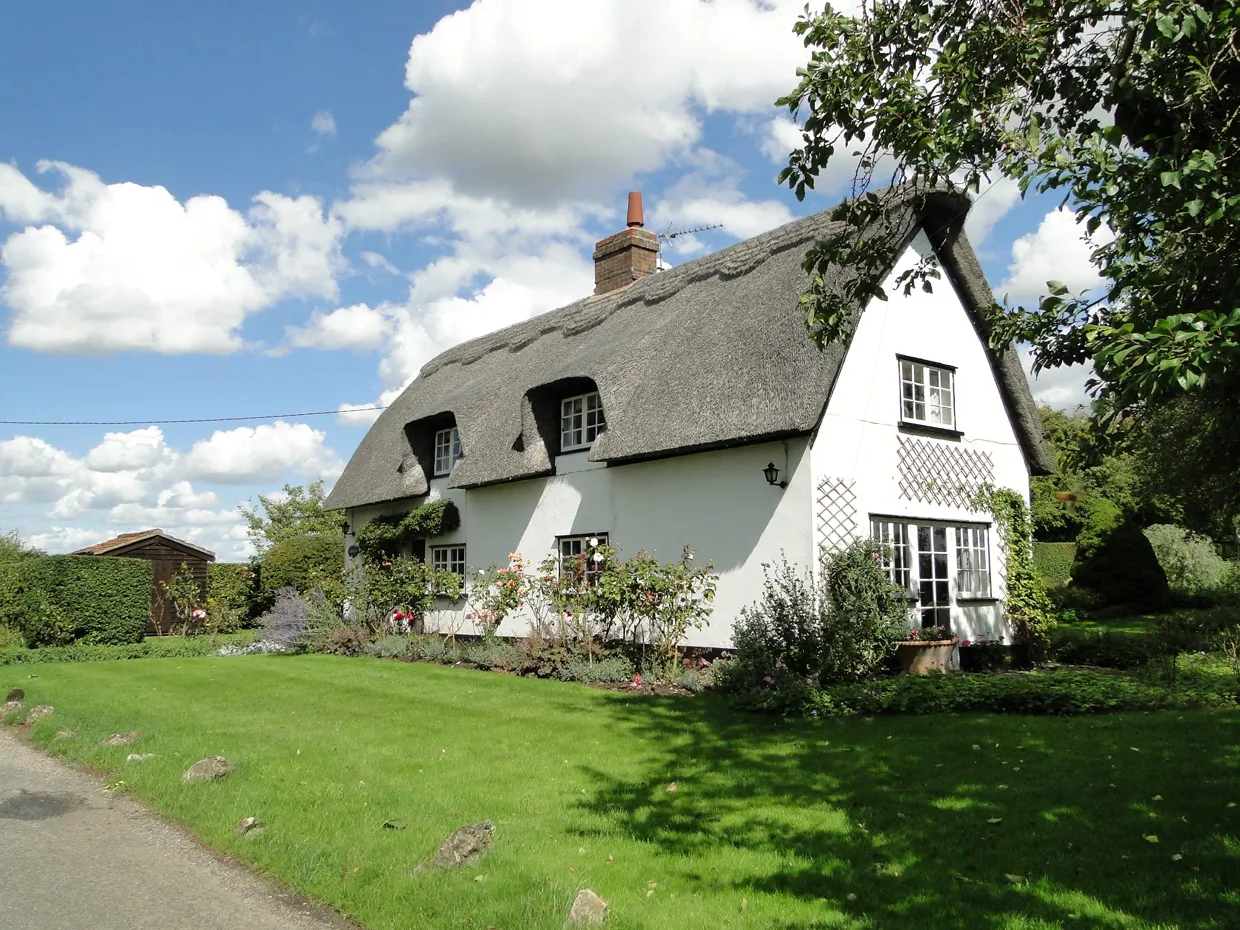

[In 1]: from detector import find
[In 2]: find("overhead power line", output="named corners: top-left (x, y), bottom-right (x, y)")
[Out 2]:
top-left (0, 405), bottom-right (389, 427)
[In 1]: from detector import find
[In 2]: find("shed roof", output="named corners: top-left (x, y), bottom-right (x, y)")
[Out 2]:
top-left (326, 186), bottom-right (1053, 511)
top-left (73, 529), bottom-right (216, 560)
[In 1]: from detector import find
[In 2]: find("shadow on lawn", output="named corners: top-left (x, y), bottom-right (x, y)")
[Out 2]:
top-left (570, 692), bottom-right (1239, 930)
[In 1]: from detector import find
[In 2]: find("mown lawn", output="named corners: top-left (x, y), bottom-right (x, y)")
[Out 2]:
top-left (6, 655), bottom-right (1239, 929)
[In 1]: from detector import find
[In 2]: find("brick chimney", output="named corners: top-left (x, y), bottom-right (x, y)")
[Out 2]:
top-left (593, 191), bottom-right (659, 295)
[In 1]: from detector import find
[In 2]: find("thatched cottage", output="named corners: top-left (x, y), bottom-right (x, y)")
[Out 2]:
top-left (326, 186), bottom-right (1052, 648)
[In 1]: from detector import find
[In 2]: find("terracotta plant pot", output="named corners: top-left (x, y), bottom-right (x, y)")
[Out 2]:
top-left (894, 638), bottom-right (958, 675)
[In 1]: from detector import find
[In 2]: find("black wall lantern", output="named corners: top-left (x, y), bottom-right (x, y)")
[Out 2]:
top-left (763, 462), bottom-right (787, 489)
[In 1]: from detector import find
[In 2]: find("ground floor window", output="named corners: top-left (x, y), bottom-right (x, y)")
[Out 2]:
top-left (430, 545), bottom-right (466, 580)
top-left (558, 533), bottom-right (609, 585)
top-left (870, 517), bottom-right (992, 629)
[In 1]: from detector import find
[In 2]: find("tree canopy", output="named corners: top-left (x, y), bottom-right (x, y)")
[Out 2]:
top-left (778, 0), bottom-right (1239, 412)
top-left (240, 480), bottom-right (345, 555)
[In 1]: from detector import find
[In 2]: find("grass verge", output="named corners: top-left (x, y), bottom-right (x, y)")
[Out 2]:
top-left (5, 655), bottom-right (1239, 929)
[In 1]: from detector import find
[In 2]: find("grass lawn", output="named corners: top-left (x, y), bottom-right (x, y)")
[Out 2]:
top-left (7, 656), bottom-right (1239, 930)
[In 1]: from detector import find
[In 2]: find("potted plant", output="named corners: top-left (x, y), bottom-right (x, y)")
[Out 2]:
top-left (894, 625), bottom-right (957, 675)
top-left (958, 636), bottom-right (1010, 672)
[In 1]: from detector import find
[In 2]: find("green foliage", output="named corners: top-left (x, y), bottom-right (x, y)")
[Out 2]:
top-left (206, 563), bottom-right (260, 632)
top-left (1050, 628), bottom-right (1156, 669)
top-left (1071, 500), bottom-right (1170, 609)
top-left (0, 555), bottom-right (151, 646)
top-left (778, 0), bottom-right (1240, 415)
top-left (260, 533), bottom-right (344, 598)
top-left (978, 488), bottom-right (1054, 654)
top-left (724, 543), bottom-right (909, 694)
top-left (241, 480), bottom-right (345, 555)
top-left (1142, 524), bottom-right (1235, 598)
top-left (364, 635), bottom-right (413, 659)
top-left (0, 632), bottom-right (256, 666)
top-left (349, 555), bottom-right (462, 637)
top-left (160, 563), bottom-right (206, 636)
top-left (1033, 542), bottom-right (1077, 586)
top-left (353, 499), bottom-right (461, 560)
top-left (0, 529), bottom-right (42, 563)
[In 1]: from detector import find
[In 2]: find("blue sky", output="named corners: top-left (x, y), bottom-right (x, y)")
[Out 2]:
top-left (0, 0), bottom-right (1095, 558)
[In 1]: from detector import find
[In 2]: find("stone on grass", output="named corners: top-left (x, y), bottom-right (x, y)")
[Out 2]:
top-left (5, 688), bottom-right (24, 702)
top-left (183, 756), bottom-right (234, 783)
top-left (104, 731), bottom-right (140, 746)
top-left (1, 701), bottom-right (23, 719)
top-left (25, 704), bottom-right (54, 725)
top-left (126, 753), bottom-right (156, 763)
top-left (235, 816), bottom-right (264, 837)
top-left (567, 889), bottom-right (608, 924)
top-left (54, 730), bottom-right (76, 741)
top-left (431, 821), bottom-right (494, 868)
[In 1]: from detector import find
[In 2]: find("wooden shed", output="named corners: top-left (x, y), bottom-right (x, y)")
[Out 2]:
top-left (73, 529), bottom-right (215, 634)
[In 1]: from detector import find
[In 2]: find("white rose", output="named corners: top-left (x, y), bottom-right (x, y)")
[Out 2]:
top-left (588, 537), bottom-right (599, 547)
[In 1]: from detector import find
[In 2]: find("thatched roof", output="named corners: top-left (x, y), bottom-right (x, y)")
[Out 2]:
top-left (327, 187), bottom-right (1053, 511)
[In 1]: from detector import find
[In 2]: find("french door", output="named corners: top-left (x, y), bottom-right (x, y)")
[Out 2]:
top-left (871, 518), bottom-right (992, 630)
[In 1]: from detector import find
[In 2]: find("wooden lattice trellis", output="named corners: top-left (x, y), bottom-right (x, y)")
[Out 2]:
top-left (816, 476), bottom-right (858, 554)
top-left (897, 436), bottom-right (994, 510)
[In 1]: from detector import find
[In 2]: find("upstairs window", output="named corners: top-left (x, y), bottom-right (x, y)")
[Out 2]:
top-left (559, 533), bottom-right (609, 586)
top-left (900, 359), bottom-right (955, 429)
top-left (560, 392), bottom-right (606, 452)
top-left (433, 427), bottom-right (462, 476)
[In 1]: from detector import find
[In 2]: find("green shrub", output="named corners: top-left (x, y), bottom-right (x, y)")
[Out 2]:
top-left (1050, 628), bottom-right (1155, 669)
top-left (723, 543), bottom-right (907, 695)
top-left (464, 638), bottom-right (524, 672)
top-left (260, 534), bottom-right (343, 598)
top-left (0, 624), bottom-right (25, 650)
top-left (1033, 542), bottom-right (1076, 585)
top-left (0, 555), bottom-right (151, 646)
top-left (1070, 499), bottom-right (1169, 609)
top-left (364, 635), bottom-right (413, 659)
top-left (557, 652), bottom-right (635, 684)
top-left (1142, 524), bottom-right (1236, 598)
top-left (730, 662), bottom-right (1238, 717)
top-left (207, 563), bottom-right (261, 626)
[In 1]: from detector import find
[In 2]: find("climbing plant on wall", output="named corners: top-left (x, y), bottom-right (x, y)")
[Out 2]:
top-left (355, 499), bottom-right (461, 560)
top-left (975, 486), bottom-right (1054, 658)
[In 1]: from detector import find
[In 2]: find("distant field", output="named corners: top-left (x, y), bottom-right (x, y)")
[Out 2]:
top-left (8, 656), bottom-right (1239, 929)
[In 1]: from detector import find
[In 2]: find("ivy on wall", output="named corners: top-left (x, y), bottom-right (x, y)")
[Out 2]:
top-left (355, 499), bottom-right (461, 560)
top-left (975, 486), bottom-right (1054, 654)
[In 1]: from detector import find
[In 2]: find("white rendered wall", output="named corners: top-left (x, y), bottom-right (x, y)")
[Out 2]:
top-left (810, 229), bottom-right (1033, 644)
top-left (347, 437), bottom-right (814, 649)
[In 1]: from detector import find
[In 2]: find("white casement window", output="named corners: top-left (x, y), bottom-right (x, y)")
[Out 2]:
top-left (955, 526), bottom-right (992, 598)
top-left (559, 533), bottom-right (609, 585)
top-left (870, 518), bottom-right (992, 629)
top-left (430, 545), bottom-right (466, 580)
top-left (560, 392), bottom-right (606, 452)
top-left (870, 519), bottom-right (912, 593)
top-left (900, 359), bottom-right (956, 429)
top-left (433, 427), bottom-right (462, 476)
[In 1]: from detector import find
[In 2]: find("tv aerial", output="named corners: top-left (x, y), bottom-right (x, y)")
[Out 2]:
top-left (655, 220), bottom-right (725, 271)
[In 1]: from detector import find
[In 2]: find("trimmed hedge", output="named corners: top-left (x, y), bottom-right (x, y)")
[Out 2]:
top-left (0, 631), bottom-right (257, 666)
top-left (207, 562), bottom-right (261, 623)
top-left (1033, 542), bottom-right (1076, 585)
top-left (260, 534), bottom-right (344, 598)
top-left (0, 555), bottom-right (151, 647)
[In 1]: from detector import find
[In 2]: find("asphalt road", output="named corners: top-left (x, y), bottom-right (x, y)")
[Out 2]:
top-left (0, 727), bottom-right (355, 930)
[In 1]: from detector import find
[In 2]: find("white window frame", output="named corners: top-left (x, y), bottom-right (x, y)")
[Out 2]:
top-left (433, 426), bottom-right (462, 477)
top-left (870, 518), bottom-right (993, 629)
top-left (954, 526), bottom-right (992, 599)
top-left (899, 359), bottom-right (956, 430)
top-left (430, 544), bottom-right (466, 580)
top-left (560, 392), bottom-right (606, 452)
top-left (558, 533), bottom-right (609, 586)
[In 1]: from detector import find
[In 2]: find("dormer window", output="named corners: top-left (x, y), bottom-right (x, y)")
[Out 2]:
top-left (900, 358), bottom-right (955, 430)
top-left (561, 391), bottom-right (606, 452)
top-left (433, 426), bottom-right (462, 476)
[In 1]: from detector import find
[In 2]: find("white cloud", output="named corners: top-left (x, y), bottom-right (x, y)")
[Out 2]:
top-left (311, 110), bottom-right (337, 137)
top-left (963, 177), bottom-right (1022, 247)
top-left (183, 422), bottom-right (344, 484)
top-left (1020, 347), bottom-right (1093, 411)
top-left (337, 403), bottom-right (386, 427)
top-left (85, 426), bottom-right (170, 472)
top-left (360, 250), bottom-right (400, 275)
top-left (363, 0), bottom-right (808, 206)
top-left (1000, 207), bottom-right (1112, 304)
top-left (286, 303), bottom-right (392, 351)
top-left (0, 161), bottom-right (345, 354)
